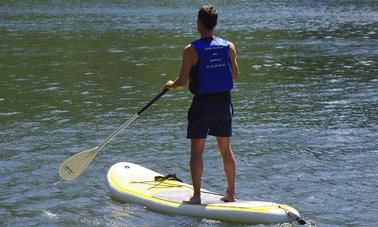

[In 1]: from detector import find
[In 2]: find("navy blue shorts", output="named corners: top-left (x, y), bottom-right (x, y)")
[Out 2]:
top-left (187, 91), bottom-right (233, 139)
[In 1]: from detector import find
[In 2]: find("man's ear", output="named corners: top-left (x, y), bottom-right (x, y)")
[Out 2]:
top-left (197, 20), bottom-right (203, 32)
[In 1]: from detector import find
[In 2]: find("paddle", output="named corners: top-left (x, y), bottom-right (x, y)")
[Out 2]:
top-left (59, 88), bottom-right (169, 181)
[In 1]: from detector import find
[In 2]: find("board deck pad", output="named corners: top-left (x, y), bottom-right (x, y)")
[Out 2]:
top-left (152, 189), bottom-right (223, 205)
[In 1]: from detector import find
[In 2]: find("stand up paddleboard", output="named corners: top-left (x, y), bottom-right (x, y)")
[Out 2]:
top-left (107, 162), bottom-right (305, 225)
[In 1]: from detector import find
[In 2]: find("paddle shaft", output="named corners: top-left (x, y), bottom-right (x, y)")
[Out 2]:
top-left (97, 88), bottom-right (168, 150)
top-left (58, 88), bottom-right (168, 181)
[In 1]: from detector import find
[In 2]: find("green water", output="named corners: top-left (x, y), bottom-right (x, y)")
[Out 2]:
top-left (1, 1), bottom-right (377, 226)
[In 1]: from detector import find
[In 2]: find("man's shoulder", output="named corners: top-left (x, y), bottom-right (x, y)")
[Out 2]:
top-left (182, 43), bottom-right (198, 64)
top-left (221, 38), bottom-right (235, 48)
top-left (183, 43), bottom-right (196, 54)
top-left (228, 41), bottom-right (235, 49)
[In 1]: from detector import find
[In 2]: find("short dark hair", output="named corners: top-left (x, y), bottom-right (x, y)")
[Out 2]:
top-left (198, 4), bottom-right (218, 31)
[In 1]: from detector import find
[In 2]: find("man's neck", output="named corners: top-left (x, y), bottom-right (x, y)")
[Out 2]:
top-left (200, 30), bottom-right (214, 39)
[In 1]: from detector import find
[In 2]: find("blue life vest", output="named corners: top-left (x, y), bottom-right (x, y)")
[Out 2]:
top-left (189, 37), bottom-right (233, 94)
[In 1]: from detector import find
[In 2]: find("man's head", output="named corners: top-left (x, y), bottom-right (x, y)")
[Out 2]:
top-left (197, 4), bottom-right (218, 31)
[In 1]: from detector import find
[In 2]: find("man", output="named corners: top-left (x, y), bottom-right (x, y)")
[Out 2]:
top-left (165, 4), bottom-right (239, 205)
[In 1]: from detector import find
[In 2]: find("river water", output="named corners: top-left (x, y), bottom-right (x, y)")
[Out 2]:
top-left (1, 1), bottom-right (377, 226)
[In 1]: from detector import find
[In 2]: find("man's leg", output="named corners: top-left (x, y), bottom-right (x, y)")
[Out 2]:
top-left (216, 136), bottom-right (236, 202)
top-left (184, 138), bottom-right (205, 204)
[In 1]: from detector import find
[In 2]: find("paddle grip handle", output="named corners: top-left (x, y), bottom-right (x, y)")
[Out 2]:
top-left (137, 88), bottom-right (168, 115)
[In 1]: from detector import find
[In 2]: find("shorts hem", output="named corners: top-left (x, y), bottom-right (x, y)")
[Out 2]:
top-left (208, 133), bottom-right (232, 137)
top-left (186, 135), bottom-right (207, 139)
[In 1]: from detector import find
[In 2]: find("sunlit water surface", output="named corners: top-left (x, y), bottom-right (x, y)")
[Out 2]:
top-left (1, 1), bottom-right (377, 226)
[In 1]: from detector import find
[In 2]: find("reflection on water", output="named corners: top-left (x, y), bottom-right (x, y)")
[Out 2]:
top-left (0, 1), bottom-right (377, 226)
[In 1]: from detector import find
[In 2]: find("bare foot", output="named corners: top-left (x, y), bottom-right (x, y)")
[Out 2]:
top-left (183, 196), bottom-right (201, 205)
top-left (221, 194), bottom-right (236, 202)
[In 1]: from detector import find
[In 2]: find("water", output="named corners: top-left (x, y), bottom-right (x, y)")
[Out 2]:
top-left (1, 1), bottom-right (377, 226)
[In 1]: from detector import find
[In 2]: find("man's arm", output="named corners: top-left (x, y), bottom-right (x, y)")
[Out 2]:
top-left (165, 44), bottom-right (197, 90)
top-left (229, 42), bottom-right (239, 81)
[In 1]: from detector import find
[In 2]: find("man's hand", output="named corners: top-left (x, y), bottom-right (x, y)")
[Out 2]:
top-left (165, 80), bottom-right (175, 89)
top-left (165, 80), bottom-right (182, 91)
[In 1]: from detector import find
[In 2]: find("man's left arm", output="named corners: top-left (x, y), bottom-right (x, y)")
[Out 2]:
top-left (165, 44), bottom-right (196, 90)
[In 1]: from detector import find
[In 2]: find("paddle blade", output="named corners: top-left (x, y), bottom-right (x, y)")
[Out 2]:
top-left (59, 147), bottom-right (99, 181)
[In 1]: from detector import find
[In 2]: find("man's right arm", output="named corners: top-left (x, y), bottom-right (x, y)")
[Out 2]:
top-left (229, 42), bottom-right (239, 81)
